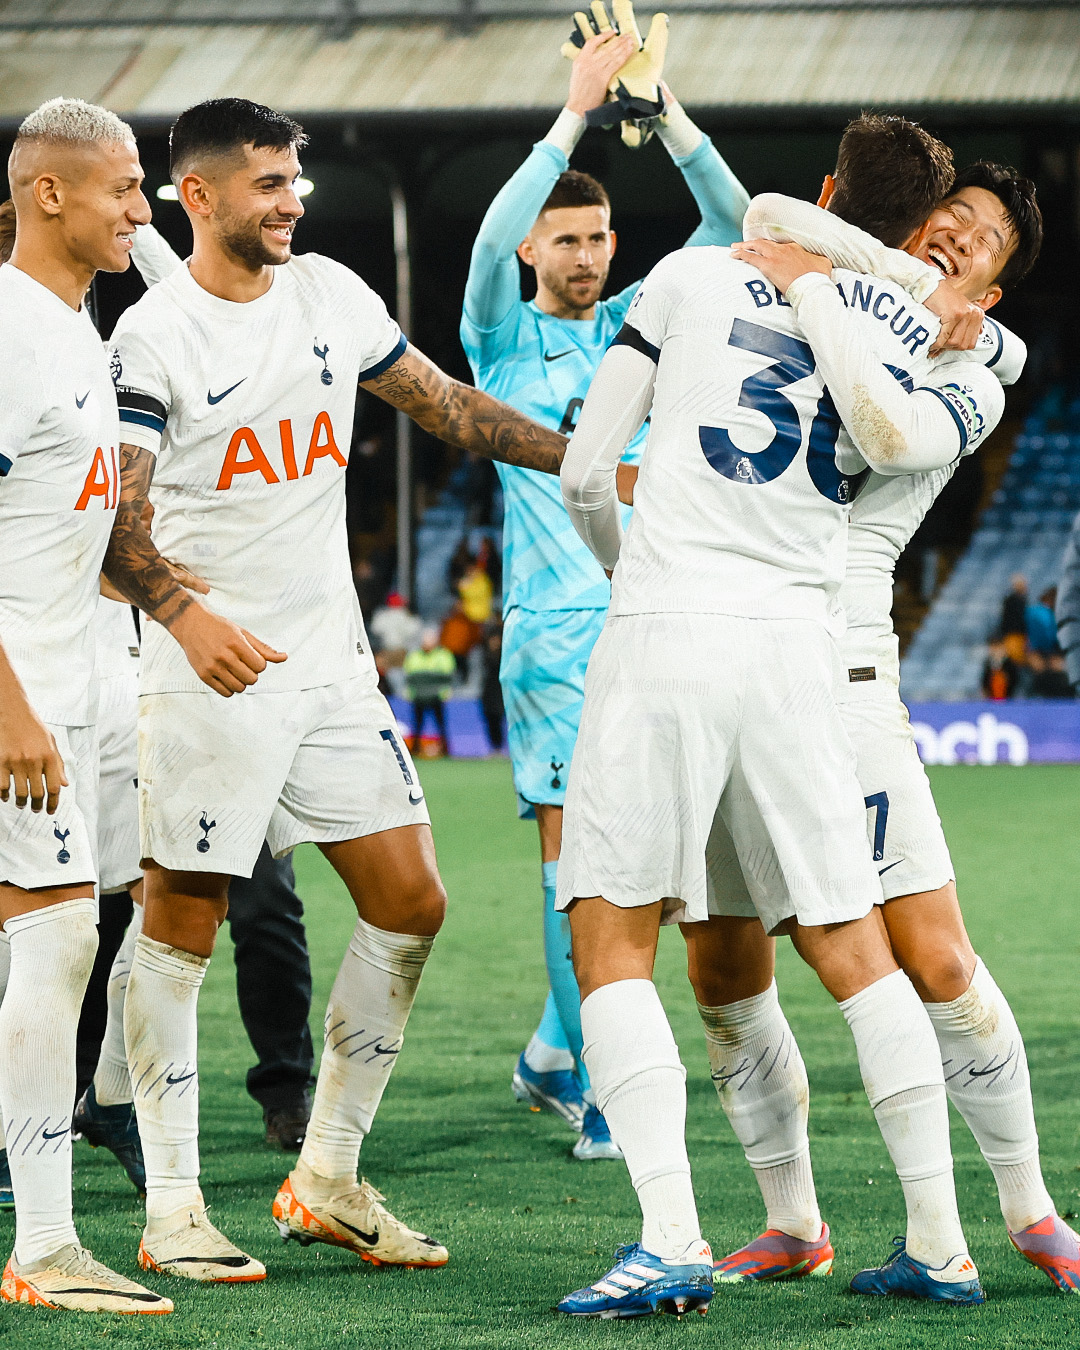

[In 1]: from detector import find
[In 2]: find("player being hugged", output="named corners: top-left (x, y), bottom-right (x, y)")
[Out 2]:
top-left (104, 98), bottom-right (566, 1287)
top-left (0, 98), bottom-right (171, 1316)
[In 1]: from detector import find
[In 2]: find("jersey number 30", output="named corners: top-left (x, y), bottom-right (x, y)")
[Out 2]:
top-left (699, 319), bottom-right (865, 505)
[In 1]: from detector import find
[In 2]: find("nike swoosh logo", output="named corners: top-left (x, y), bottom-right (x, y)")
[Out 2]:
top-left (332, 1216), bottom-right (379, 1246)
top-left (878, 859), bottom-right (904, 876)
top-left (42, 1127), bottom-right (69, 1140)
top-left (165, 1070), bottom-right (197, 1085)
top-left (207, 379), bottom-right (246, 405)
top-left (409, 791), bottom-right (425, 806)
top-left (75, 391), bottom-right (90, 408)
top-left (543, 349), bottom-right (574, 363)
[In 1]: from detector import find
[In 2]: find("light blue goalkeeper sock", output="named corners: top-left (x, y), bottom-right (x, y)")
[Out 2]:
top-left (536, 990), bottom-right (571, 1055)
top-left (541, 860), bottom-right (591, 1093)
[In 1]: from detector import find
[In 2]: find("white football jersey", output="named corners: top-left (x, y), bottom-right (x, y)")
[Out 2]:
top-left (95, 594), bottom-right (140, 680)
top-left (110, 254), bottom-right (404, 694)
top-left (841, 323), bottom-right (1024, 674)
top-left (613, 247), bottom-right (999, 628)
top-left (0, 265), bottom-right (119, 725)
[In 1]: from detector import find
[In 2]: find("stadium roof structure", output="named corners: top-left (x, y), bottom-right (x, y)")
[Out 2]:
top-left (0, 1), bottom-right (1077, 123)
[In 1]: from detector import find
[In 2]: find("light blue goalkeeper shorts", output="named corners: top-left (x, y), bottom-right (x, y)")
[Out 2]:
top-left (500, 606), bottom-right (607, 819)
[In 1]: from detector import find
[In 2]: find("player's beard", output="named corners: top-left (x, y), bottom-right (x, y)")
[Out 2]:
top-left (545, 266), bottom-right (608, 314)
top-left (215, 208), bottom-right (289, 271)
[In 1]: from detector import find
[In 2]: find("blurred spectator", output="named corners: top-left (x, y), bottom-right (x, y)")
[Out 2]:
top-left (981, 638), bottom-right (1020, 700)
top-left (439, 603), bottom-right (477, 679)
top-left (1057, 510), bottom-right (1080, 692)
top-left (999, 574), bottom-right (1028, 664)
top-left (369, 591), bottom-right (422, 672)
top-left (480, 620), bottom-right (505, 753)
top-left (404, 628), bottom-right (457, 756)
top-left (1028, 650), bottom-right (1075, 699)
top-left (458, 553), bottom-right (494, 627)
top-left (352, 556), bottom-right (383, 623)
top-left (1026, 586), bottom-right (1058, 655)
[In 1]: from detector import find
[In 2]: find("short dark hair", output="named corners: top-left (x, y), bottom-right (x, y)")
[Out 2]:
top-left (950, 160), bottom-right (1042, 291)
top-left (829, 112), bottom-right (954, 249)
top-left (540, 170), bottom-right (610, 217)
top-left (169, 98), bottom-right (307, 181)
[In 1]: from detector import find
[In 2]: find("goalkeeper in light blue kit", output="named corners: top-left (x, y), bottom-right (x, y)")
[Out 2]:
top-left (460, 1), bottom-right (750, 1159)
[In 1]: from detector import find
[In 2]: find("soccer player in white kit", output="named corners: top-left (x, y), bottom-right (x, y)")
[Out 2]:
top-left (103, 98), bottom-right (567, 1286)
top-left (553, 115), bottom-right (1009, 1317)
top-left (0, 98), bottom-right (170, 1315)
top-left (688, 171), bottom-right (1080, 1297)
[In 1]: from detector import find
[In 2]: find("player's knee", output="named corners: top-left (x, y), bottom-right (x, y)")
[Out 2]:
top-left (396, 872), bottom-right (447, 937)
top-left (903, 943), bottom-right (976, 1004)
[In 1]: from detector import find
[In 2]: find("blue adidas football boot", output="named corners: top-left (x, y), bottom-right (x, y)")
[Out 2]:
top-left (512, 1053), bottom-right (585, 1131)
top-left (558, 1241), bottom-right (713, 1319)
top-left (850, 1237), bottom-right (985, 1305)
top-left (572, 1103), bottom-right (622, 1161)
top-left (73, 1084), bottom-right (146, 1196)
top-left (0, 1148), bottom-right (13, 1211)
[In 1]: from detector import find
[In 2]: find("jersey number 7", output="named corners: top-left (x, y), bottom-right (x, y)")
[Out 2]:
top-left (698, 318), bottom-right (866, 505)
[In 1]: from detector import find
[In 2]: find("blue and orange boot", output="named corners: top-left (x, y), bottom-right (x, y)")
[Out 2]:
top-left (1010, 1214), bottom-right (1080, 1293)
top-left (714, 1223), bottom-right (834, 1282)
top-left (850, 1237), bottom-right (984, 1305)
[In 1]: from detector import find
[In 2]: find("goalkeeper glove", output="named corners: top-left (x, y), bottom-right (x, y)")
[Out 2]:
top-left (563, 0), bottom-right (669, 148)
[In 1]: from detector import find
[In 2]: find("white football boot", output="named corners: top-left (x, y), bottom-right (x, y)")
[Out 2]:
top-left (2, 1243), bottom-right (173, 1314)
top-left (138, 1201), bottom-right (266, 1283)
top-left (273, 1167), bottom-right (448, 1267)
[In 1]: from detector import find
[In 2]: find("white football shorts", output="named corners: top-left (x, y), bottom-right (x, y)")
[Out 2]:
top-left (836, 663), bottom-right (954, 902)
top-left (98, 668), bottom-right (141, 894)
top-left (138, 671), bottom-right (430, 877)
top-left (0, 722), bottom-right (98, 893)
top-left (556, 613), bottom-right (881, 934)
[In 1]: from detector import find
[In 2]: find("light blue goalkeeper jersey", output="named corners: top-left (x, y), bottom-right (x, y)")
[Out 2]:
top-left (460, 134), bottom-right (749, 615)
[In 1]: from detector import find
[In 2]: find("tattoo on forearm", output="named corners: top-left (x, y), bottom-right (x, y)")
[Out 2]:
top-left (102, 444), bottom-right (194, 630)
top-left (364, 348), bottom-right (566, 475)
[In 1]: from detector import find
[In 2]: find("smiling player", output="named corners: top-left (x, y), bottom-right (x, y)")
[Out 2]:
top-left (103, 98), bottom-right (568, 1288)
top-left (0, 98), bottom-right (169, 1317)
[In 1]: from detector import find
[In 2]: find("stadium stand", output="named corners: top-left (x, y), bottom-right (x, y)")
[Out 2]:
top-left (902, 389), bottom-right (1080, 700)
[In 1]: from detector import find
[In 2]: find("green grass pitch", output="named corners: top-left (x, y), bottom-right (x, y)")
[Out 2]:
top-left (5, 762), bottom-right (1079, 1348)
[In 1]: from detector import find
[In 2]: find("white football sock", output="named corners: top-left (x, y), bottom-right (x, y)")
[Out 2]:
top-left (840, 970), bottom-right (969, 1272)
top-left (125, 933), bottom-right (208, 1220)
top-left (0, 899), bottom-right (97, 1263)
top-left (299, 917), bottom-right (433, 1185)
top-left (581, 980), bottom-right (702, 1262)
top-left (925, 958), bottom-right (1054, 1232)
top-left (93, 903), bottom-right (142, 1107)
top-left (0, 928), bottom-right (9, 1149)
top-left (523, 1032), bottom-right (575, 1075)
top-left (698, 984), bottom-right (822, 1242)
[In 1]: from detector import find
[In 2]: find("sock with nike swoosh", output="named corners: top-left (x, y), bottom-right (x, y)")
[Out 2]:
top-left (924, 958), bottom-right (1055, 1232)
top-left (124, 933), bottom-right (209, 1220)
top-left (299, 917), bottom-right (434, 1182)
top-left (0, 898), bottom-right (98, 1263)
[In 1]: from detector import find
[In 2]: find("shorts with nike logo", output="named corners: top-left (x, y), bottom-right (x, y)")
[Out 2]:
top-left (138, 671), bottom-right (429, 877)
top-left (0, 722), bottom-right (98, 895)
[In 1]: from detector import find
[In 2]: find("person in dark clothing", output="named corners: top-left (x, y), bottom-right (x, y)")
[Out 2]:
top-left (1028, 650), bottom-right (1075, 699)
top-left (227, 845), bottom-right (315, 1150)
top-left (999, 574), bottom-right (1028, 664)
top-left (481, 620), bottom-right (506, 752)
top-left (981, 637), bottom-right (1021, 700)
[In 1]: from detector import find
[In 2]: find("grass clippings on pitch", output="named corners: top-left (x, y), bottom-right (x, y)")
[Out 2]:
top-left (4, 761), bottom-right (1079, 1349)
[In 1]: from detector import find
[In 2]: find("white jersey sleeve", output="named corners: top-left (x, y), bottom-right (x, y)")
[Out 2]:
top-left (333, 261), bottom-right (407, 380)
top-left (561, 343), bottom-right (656, 570)
top-left (745, 193), bottom-right (942, 303)
top-left (110, 319), bottom-right (172, 456)
top-left (131, 224), bottom-right (184, 287)
top-left (0, 330), bottom-right (45, 476)
top-left (786, 272), bottom-right (1003, 474)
